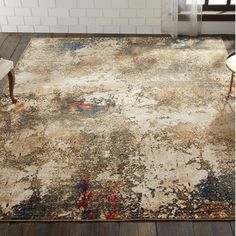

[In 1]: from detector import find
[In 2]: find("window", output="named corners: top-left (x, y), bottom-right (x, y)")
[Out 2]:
top-left (209, 0), bottom-right (229, 4)
top-left (180, 0), bottom-right (235, 21)
top-left (203, 0), bottom-right (235, 11)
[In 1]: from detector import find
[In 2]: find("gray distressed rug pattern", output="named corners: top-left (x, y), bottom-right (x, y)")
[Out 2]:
top-left (0, 37), bottom-right (234, 220)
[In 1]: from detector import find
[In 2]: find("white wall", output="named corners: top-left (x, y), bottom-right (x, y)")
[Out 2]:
top-left (0, 0), bottom-right (162, 34)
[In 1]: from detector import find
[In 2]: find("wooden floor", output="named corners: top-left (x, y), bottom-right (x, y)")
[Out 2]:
top-left (0, 33), bottom-right (235, 236)
top-left (0, 221), bottom-right (234, 236)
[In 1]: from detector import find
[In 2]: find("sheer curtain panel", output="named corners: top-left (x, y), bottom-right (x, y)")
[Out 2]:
top-left (161, 0), bottom-right (203, 37)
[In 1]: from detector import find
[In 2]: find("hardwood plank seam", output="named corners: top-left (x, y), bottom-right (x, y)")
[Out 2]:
top-left (230, 221), bottom-right (235, 236)
top-left (9, 34), bottom-right (22, 63)
top-left (191, 221), bottom-right (197, 236)
top-left (0, 33), bottom-right (9, 49)
top-left (155, 221), bottom-right (159, 236)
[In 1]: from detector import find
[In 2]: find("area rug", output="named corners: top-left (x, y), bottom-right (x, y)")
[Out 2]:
top-left (0, 37), bottom-right (234, 220)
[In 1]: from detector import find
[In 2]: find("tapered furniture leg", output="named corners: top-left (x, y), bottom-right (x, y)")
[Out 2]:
top-left (226, 53), bottom-right (236, 100)
top-left (8, 69), bottom-right (17, 104)
top-left (227, 72), bottom-right (234, 99)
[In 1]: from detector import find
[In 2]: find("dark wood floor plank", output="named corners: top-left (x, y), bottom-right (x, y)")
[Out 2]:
top-left (119, 222), bottom-right (156, 236)
top-left (157, 222), bottom-right (194, 236)
top-left (48, 222), bottom-right (71, 236)
top-left (210, 222), bottom-right (234, 236)
top-left (21, 223), bottom-right (32, 236)
top-left (230, 221), bottom-right (235, 235)
top-left (7, 223), bottom-right (23, 236)
top-left (25, 222), bottom-right (72, 236)
top-left (176, 222), bottom-right (195, 236)
top-left (98, 222), bottom-right (119, 236)
top-left (78, 223), bottom-right (99, 236)
top-left (193, 222), bottom-right (213, 236)
top-left (193, 221), bottom-right (234, 236)
top-left (0, 33), bottom-right (9, 48)
top-left (24, 223), bottom-right (52, 236)
top-left (0, 33), bottom-right (21, 60)
top-left (76, 222), bottom-right (119, 236)
top-left (10, 35), bottom-right (31, 66)
top-left (66, 223), bottom-right (80, 236)
top-left (0, 223), bottom-right (9, 236)
top-left (157, 222), bottom-right (177, 236)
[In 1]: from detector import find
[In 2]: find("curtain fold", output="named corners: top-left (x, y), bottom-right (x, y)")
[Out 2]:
top-left (161, 0), bottom-right (179, 37)
top-left (161, 0), bottom-right (203, 37)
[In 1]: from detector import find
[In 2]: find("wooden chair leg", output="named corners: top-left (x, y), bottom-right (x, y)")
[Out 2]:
top-left (7, 69), bottom-right (17, 104)
top-left (226, 72), bottom-right (235, 100)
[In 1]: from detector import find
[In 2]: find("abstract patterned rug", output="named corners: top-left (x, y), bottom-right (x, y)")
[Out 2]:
top-left (0, 37), bottom-right (234, 220)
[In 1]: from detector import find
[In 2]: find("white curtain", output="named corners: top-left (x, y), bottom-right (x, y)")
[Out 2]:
top-left (161, 0), bottom-right (203, 37)
top-left (161, 0), bottom-right (178, 37)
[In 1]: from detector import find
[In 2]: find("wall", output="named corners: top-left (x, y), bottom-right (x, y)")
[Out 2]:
top-left (0, 0), bottom-right (162, 34)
